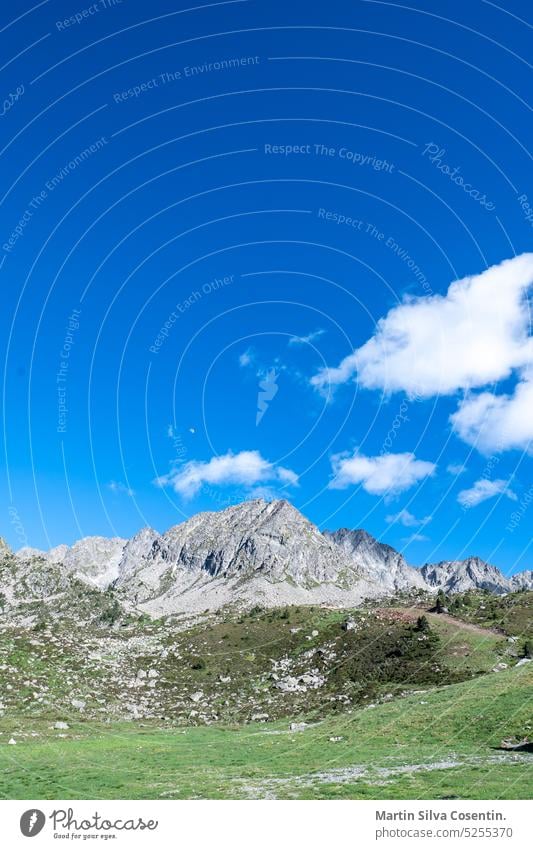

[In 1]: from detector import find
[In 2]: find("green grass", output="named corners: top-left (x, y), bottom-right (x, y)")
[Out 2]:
top-left (446, 590), bottom-right (533, 643)
top-left (1, 662), bottom-right (531, 800)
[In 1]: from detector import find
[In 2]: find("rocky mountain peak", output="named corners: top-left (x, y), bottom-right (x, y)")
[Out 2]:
top-left (0, 537), bottom-right (12, 557)
top-left (324, 527), bottom-right (427, 592)
top-left (420, 557), bottom-right (511, 595)
top-left (62, 536), bottom-right (127, 589)
top-left (2, 500), bottom-right (531, 618)
top-left (111, 497), bottom-right (368, 612)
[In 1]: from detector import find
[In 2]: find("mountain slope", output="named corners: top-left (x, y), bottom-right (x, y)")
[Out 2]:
top-left (113, 499), bottom-right (373, 614)
top-left (421, 557), bottom-right (512, 595)
top-left (324, 528), bottom-right (428, 592)
top-left (5, 500), bottom-right (532, 619)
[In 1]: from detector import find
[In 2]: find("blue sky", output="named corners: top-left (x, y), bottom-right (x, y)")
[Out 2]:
top-left (1, 0), bottom-right (531, 575)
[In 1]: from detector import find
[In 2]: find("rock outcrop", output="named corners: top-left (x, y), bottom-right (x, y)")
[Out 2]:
top-left (325, 528), bottom-right (428, 593)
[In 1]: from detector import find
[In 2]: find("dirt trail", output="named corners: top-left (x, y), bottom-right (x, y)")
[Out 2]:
top-left (427, 612), bottom-right (502, 638)
top-left (377, 607), bottom-right (501, 639)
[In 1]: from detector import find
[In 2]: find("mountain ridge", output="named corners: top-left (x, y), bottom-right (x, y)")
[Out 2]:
top-left (4, 499), bottom-right (531, 617)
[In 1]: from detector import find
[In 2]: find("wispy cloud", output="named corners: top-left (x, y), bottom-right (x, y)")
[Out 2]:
top-left (402, 533), bottom-right (430, 543)
top-left (289, 328), bottom-right (325, 346)
top-left (108, 481), bottom-right (135, 497)
top-left (239, 348), bottom-right (254, 368)
top-left (155, 450), bottom-right (298, 499)
top-left (457, 478), bottom-right (517, 508)
top-left (386, 508), bottom-right (432, 528)
top-left (447, 463), bottom-right (467, 475)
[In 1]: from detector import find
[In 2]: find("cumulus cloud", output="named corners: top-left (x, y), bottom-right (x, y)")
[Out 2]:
top-left (403, 533), bottom-right (430, 543)
top-left (457, 478), bottom-right (517, 508)
top-left (329, 451), bottom-right (436, 496)
top-left (450, 376), bottom-right (533, 454)
top-left (156, 450), bottom-right (298, 498)
top-left (386, 508), bottom-right (432, 527)
top-left (311, 254), bottom-right (533, 397)
top-left (289, 328), bottom-right (325, 346)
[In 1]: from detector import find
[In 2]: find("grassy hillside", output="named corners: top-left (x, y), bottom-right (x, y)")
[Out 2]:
top-left (445, 590), bottom-right (533, 646)
top-left (0, 663), bottom-right (531, 799)
top-left (0, 604), bottom-right (514, 725)
top-left (0, 593), bottom-right (531, 799)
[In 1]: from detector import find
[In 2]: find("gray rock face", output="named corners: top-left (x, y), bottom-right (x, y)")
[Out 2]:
top-left (15, 537), bottom-right (125, 588)
top-left (325, 528), bottom-right (428, 593)
top-left (16, 544), bottom-right (69, 564)
top-left (114, 500), bottom-right (364, 608)
top-left (420, 557), bottom-right (511, 595)
top-left (510, 570), bottom-right (533, 591)
top-left (0, 537), bottom-right (12, 558)
top-left (3, 500), bottom-right (532, 618)
top-left (62, 537), bottom-right (127, 589)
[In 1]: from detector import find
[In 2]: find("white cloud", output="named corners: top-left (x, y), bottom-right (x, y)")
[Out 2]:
top-left (329, 451), bottom-right (436, 496)
top-left (239, 349), bottom-right (253, 367)
top-left (311, 254), bottom-right (533, 397)
top-left (386, 508), bottom-right (432, 527)
top-left (450, 376), bottom-right (533, 454)
top-left (156, 450), bottom-right (298, 498)
top-left (108, 481), bottom-right (135, 497)
top-left (403, 533), bottom-right (430, 543)
top-left (447, 463), bottom-right (467, 475)
top-left (457, 478), bottom-right (517, 508)
top-left (289, 328), bottom-right (325, 346)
